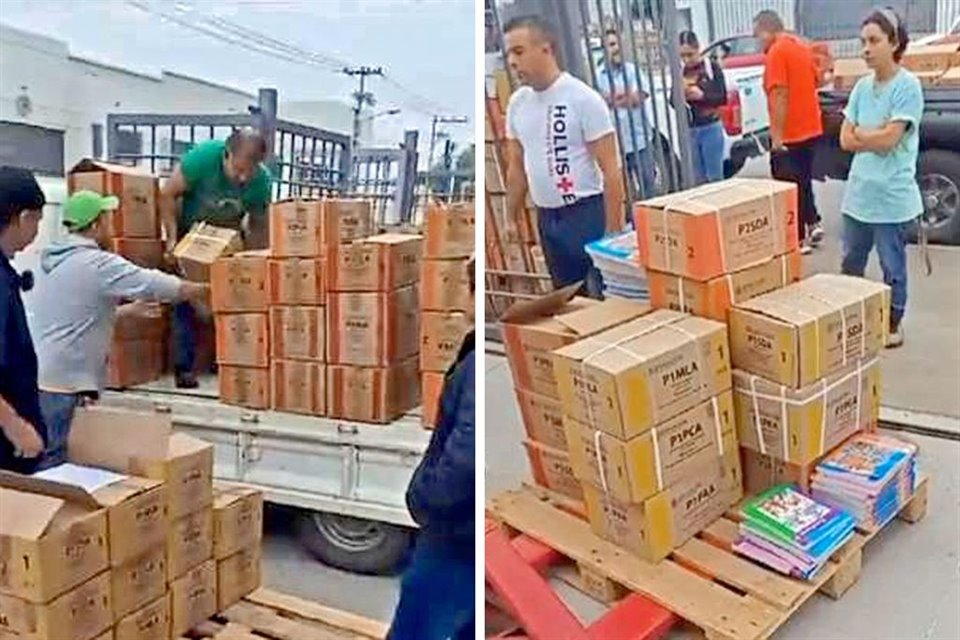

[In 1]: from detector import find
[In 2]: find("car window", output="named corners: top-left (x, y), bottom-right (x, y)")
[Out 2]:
top-left (728, 37), bottom-right (761, 56)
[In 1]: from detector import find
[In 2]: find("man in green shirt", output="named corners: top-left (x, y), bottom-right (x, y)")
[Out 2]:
top-left (160, 128), bottom-right (272, 388)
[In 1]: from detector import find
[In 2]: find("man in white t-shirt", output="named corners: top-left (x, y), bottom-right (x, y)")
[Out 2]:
top-left (503, 15), bottom-right (624, 297)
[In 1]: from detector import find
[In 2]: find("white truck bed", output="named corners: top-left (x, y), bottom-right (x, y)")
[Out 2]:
top-left (101, 376), bottom-right (430, 527)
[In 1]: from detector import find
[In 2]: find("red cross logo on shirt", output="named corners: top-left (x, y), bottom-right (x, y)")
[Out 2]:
top-left (557, 176), bottom-right (574, 192)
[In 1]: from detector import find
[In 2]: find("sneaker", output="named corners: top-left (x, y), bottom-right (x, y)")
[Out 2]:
top-left (799, 241), bottom-right (813, 256)
top-left (175, 371), bottom-right (199, 389)
top-left (886, 324), bottom-right (904, 349)
top-left (809, 222), bottom-right (825, 246)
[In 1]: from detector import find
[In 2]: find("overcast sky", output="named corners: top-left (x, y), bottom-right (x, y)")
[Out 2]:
top-left (0, 0), bottom-right (475, 155)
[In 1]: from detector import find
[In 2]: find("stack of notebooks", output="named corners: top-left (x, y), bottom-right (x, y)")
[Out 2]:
top-left (734, 484), bottom-right (857, 580)
top-left (585, 231), bottom-right (650, 301)
top-left (811, 432), bottom-right (918, 530)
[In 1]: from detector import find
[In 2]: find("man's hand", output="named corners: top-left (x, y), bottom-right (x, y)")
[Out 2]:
top-left (180, 282), bottom-right (210, 306)
top-left (685, 85), bottom-right (704, 102)
top-left (3, 417), bottom-right (44, 459)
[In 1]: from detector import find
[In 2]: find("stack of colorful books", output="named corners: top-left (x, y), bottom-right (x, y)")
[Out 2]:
top-left (811, 433), bottom-right (918, 529)
top-left (734, 484), bottom-right (857, 580)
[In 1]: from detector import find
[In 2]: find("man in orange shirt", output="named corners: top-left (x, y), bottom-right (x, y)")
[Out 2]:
top-left (755, 10), bottom-right (824, 253)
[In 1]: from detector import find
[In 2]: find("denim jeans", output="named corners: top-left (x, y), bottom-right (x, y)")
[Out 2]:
top-left (625, 147), bottom-right (658, 200)
top-left (840, 215), bottom-right (908, 328)
top-left (690, 120), bottom-right (725, 184)
top-left (537, 194), bottom-right (606, 299)
top-left (386, 537), bottom-right (474, 640)
top-left (37, 391), bottom-right (78, 470)
top-left (173, 301), bottom-right (197, 374)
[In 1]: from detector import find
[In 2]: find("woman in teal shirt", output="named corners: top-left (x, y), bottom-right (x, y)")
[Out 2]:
top-left (839, 7), bottom-right (923, 348)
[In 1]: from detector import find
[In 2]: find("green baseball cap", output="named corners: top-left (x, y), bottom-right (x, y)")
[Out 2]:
top-left (64, 190), bottom-right (119, 230)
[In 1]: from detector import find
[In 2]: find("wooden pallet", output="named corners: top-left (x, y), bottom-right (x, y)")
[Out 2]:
top-left (181, 588), bottom-right (387, 640)
top-left (488, 476), bottom-right (929, 640)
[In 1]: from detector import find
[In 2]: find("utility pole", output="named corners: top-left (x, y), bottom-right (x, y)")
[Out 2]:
top-left (343, 66), bottom-right (384, 151)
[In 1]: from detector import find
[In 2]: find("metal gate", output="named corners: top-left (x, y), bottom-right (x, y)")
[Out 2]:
top-left (105, 88), bottom-right (421, 225)
top-left (492, 0), bottom-right (698, 204)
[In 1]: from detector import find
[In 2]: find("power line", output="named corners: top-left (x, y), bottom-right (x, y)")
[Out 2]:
top-left (125, 0), bottom-right (457, 117)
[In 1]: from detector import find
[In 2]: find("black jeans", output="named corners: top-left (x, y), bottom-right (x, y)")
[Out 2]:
top-left (537, 194), bottom-right (606, 298)
top-left (770, 136), bottom-right (821, 242)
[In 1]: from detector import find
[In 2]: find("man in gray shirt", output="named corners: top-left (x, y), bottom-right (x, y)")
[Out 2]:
top-left (29, 190), bottom-right (207, 468)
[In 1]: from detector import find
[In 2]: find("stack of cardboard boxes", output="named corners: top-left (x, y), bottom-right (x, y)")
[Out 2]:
top-left (729, 274), bottom-right (889, 494)
top-left (500, 288), bottom-right (650, 504)
top-left (213, 250), bottom-right (272, 409)
top-left (67, 160), bottom-right (167, 388)
top-left (327, 230), bottom-right (423, 423)
top-left (0, 407), bottom-right (263, 640)
top-left (212, 198), bottom-right (427, 423)
top-left (419, 202), bottom-right (476, 428)
top-left (833, 41), bottom-right (960, 89)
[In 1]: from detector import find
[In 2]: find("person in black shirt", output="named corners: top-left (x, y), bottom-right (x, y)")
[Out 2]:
top-left (0, 166), bottom-right (47, 473)
top-left (679, 30), bottom-right (728, 184)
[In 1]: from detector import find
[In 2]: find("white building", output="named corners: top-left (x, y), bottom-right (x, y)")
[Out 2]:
top-left (0, 23), bottom-right (361, 177)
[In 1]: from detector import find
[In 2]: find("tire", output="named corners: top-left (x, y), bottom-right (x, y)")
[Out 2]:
top-left (908, 149), bottom-right (960, 245)
top-left (296, 511), bottom-right (413, 575)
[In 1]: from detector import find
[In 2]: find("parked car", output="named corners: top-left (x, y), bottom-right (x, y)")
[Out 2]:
top-left (813, 87), bottom-right (960, 244)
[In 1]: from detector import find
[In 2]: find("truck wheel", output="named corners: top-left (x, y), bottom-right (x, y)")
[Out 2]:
top-left (296, 511), bottom-right (413, 575)
top-left (911, 150), bottom-right (960, 245)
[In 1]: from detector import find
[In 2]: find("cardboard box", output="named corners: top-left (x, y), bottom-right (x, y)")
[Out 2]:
top-left (420, 311), bottom-right (471, 373)
top-left (326, 285), bottom-right (419, 366)
top-left (269, 258), bottom-right (325, 305)
top-left (211, 251), bottom-right (270, 312)
top-left (107, 338), bottom-right (164, 389)
top-left (583, 452), bottom-right (743, 562)
top-left (729, 274), bottom-right (890, 388)
top-left (423, 201), bottom-right (475, 258)
top-left (326, 357), bottom-right (420, 424)
top-left (173, 222), bottom-right (243, 282)
top-left (269, 199), bottom-right (373, 257)
top-left (2, 467), bottom-right (166, 572)
top-left (271, 359), bottom-right (326, 416)
top-left (68, 159), bottom-right (159, 238)
top-left (515, 387), bottom-right (567, 450)
top-left (831, 57), bottom-right (870, 90)
top-left (215, 312), bottom-right (269, 367)
top-left (740, 447), bottom-right (815, 495)
top-left (213, 485), bottom-right (264, 560)
top-left (68, 409), bottom-right (214, 520)
top-left (647, 252), bottom-right (801, 322)
top-left (902, 43), bottom-right (960, 74)
top-left (167, 508), bottom-right (214, 581)
top-left (114, 593), bottom-right (170, 640)
top-left (0, 572), bottom-right (113, 640)
top-left (0, 485), bottom-right (109, 603)
top-left (110, 546), bottom-right (165, 621)
top-left (219, 365), bottom-right (270, 409)
top-left (634, 178), bottom-right (798, 281)
top-left (732, 357), bottom-right (880, 465)
top-left (566, 392), bottom-right (737, 504)
top-left (421, 258), bottom-right (472, 311)
top-left (327, 234), bottom-right (422, 292)
top-left (523, 440), bottom-right (583, 501)
top-left (270, 305), bottom-right (325, 361)
top-left (553, 310), bottom-right (731, 440)
top-left (169, 560), bottom-right (216, 638)
top-left (500, 285), bottom-right (651, 399)
top-left (939, 66), bottom-right (960, 87)
top-left (422, 371), bottom-right (444, 428)
top-left (111, 239), bottom-right (163, 270)
top-left (113, 303), bottom-right (167, 342)
top-left (216, 545), bottom-right (261, 611)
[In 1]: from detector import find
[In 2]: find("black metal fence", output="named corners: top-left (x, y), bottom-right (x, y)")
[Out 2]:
top-left (104, 88), bottom-right (446, 226)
